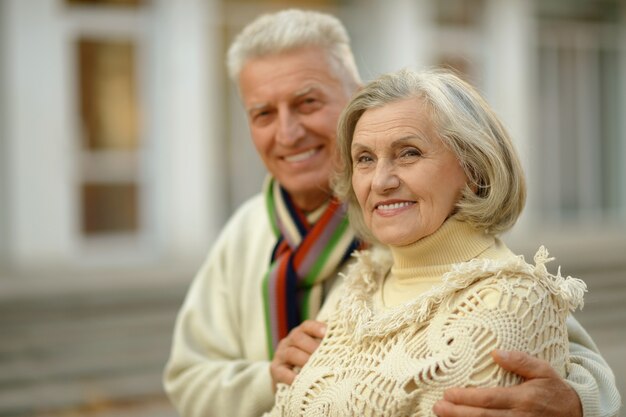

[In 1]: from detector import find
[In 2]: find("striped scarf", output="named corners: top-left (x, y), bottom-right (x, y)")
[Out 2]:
top-left (262, 177), bottom-right (360, 358)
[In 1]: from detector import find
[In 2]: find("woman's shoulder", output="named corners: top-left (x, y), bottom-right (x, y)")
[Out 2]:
top-left (342, 245), bottom-right (393, 294)
top-left (448, 246), bottom-right (586, 313)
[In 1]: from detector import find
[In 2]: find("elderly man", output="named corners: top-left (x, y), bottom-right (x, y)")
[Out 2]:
top-left (163, 9), bottom-right (620, 417)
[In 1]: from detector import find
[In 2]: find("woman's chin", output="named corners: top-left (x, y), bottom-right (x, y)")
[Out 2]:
top-left (374, 233), bottom-right (418, 247)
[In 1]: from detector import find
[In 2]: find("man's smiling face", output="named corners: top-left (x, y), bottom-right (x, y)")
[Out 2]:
top-left (238, 46), bottom-right (351, 211)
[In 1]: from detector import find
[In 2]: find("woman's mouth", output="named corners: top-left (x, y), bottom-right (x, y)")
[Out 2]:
top-left (376, 201), bottom-right (414, 210)
top-left (375, 201), bottom-right (415, 215)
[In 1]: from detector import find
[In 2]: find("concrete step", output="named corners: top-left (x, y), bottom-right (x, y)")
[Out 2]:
top-left (0, 281), bottom-right (188, 417)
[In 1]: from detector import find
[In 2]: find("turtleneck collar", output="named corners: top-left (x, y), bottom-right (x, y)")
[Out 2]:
top-left (388, 216), bottom-right (495, 281)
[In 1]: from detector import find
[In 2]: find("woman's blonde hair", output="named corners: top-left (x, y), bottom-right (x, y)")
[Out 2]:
top-left (333, 68), bottom-right (526, 241)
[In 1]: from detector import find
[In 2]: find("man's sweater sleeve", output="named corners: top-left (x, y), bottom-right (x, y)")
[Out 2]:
top-left (565, 316), bottom-right (621, 417)
top-left (163, 200), bottom-right (275, 417)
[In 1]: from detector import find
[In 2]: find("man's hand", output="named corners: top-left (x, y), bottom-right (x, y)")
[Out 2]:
top-left (269, 320), bottom-right (326, 391)
top-left (433, 350), bottom-right (583, 417)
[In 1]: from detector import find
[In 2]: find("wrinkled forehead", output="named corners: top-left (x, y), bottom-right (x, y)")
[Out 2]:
top-left (354, 98), bottom-right (435, 135)
top-left (238, 48), bottom-right (350, 105)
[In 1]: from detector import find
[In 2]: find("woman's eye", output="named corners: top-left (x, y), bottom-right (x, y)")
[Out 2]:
top-left (355, 154), bottom-right (373, 164)
top-left (400, 148), bottom-right (422, 158)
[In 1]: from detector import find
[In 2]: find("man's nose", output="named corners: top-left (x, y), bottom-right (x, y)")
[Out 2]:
top-left (276, 109), bottom-right (305, 146)
top-left (372, 160), bottom-right (400, 193)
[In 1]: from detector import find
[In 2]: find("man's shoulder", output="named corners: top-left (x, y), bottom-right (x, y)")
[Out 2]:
top-left (225, 192), bottom-right (266, 225)
top-left (232, 192), bottom-right (266, 215)
top-left (218, 192), bottom-right (272, 243)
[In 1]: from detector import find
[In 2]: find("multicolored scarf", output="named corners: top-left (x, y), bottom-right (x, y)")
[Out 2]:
top-left (262, 177), bottom-right (360, 358)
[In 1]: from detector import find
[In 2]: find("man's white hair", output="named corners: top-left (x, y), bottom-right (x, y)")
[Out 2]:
top-left (227, 9), bottom-right (361, 91)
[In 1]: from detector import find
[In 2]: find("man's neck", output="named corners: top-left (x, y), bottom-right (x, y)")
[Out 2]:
top-left (291, 189), bottom-right (332, 213)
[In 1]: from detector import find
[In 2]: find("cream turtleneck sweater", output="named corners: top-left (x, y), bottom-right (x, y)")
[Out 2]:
top-left (380, 217), bottom-right (512, 308)
top-left (265, 218), bottom-right (586, 417)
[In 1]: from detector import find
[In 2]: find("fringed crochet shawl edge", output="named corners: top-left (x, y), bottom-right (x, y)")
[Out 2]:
top-left (338, 245), bottom-right (587, 339)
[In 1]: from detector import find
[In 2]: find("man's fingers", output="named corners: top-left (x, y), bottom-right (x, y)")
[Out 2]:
top-left (286, 320), bottom-right (326, 355)
top-left (433, 400), bottom-right (506, 417)
top-left (283, 345), bottom-right (313, 368)
top-left (491, 350), bottom-right (558, 380)
top-left (270, 363), bottom-right (297, 387)
top-left (270, 320), bottom-right (327, 389)
top-left (442, 386), bottom-right (515, 409)
top-left (273, 337), bottom-right (313, 368)
top-left (436, 352), bottom-right (583, 417)
top-left (273, 320), bottom-right (326, 372)
top-left (298, 320), bottom-right (327, 339)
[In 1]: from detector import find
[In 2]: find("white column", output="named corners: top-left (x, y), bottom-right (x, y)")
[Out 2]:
top-left (3, 0), bottom-right (75, 268)
top-left (344, 0), bottom-right (435, 80)
top-left (483, 0), bottom-right (536, 228)
top-left (149, 0), bottom-right (227, 264)
top-left (0, 0), bottom-right (9, 268)
top-left (617, 2), bottom-right (626, 218)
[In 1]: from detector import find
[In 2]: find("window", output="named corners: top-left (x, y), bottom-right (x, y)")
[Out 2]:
top-left (78, 39), bottom-right (139, 152)
top-left (76, 37), bottom-right (143, 236)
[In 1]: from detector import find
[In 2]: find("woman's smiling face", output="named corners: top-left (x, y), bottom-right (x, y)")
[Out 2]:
top-left (351, 97), bottom-right (468, 246)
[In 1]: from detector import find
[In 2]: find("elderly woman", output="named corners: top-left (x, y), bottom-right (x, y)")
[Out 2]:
top-left (264, 68), bottom-right (586, 417)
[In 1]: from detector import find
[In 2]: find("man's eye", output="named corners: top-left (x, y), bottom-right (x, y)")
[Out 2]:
top-left (252, 110), bottom-right (274, 125)
top-left (298, 98), bottom-right (322, 113)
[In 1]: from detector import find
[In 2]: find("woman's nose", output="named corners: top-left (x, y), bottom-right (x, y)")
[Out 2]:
top-left (276, 109), bottom-right (305, 146)
top-left (372, 160), bottom-right (400, 193)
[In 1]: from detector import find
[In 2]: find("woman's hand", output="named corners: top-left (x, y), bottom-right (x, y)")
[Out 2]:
top-left (433, 350), bottom-right (583, 417)
top-left (269, 320), bottom-right (327, 391)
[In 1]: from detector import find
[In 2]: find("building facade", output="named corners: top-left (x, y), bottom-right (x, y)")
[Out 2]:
top-left (1, 0), bottom-right (625, 276)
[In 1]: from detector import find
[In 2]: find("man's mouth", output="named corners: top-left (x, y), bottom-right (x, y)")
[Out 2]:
top-left (283, 148), bottom-right (319, 163)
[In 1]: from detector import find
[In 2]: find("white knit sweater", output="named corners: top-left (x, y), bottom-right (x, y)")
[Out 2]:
top-left (265, 218), bottom-right (587, 417)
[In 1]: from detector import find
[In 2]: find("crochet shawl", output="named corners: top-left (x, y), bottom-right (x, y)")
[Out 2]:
top-left (266, 245), bottom-right (586, 417)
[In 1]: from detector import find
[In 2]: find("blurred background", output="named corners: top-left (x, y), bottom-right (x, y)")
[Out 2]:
top-left (0, 0), bottom-right (624, 416)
